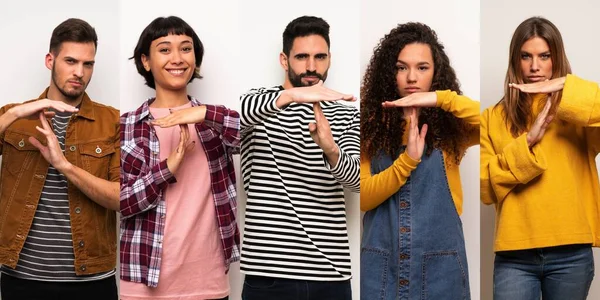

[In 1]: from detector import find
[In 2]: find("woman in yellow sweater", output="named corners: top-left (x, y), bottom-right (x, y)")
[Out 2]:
top-left (481, 16), bottom-right (599, 300)
top-left (360, 22), bottom-right (480, 300)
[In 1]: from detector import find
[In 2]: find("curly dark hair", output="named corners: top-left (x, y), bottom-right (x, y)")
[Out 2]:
top-left (361, 22), bottom-right (471, 164)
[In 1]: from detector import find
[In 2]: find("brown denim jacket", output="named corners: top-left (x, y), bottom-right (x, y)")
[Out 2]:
top-left (0, 89), bottom-right (119, 275)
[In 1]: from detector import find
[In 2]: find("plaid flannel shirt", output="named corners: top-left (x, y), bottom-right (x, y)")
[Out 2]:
top-left (119, 96), bottom-right (241, 287)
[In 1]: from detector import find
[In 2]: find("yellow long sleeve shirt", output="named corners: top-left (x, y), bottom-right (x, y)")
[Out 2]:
top-left (480, 74), bottom-right (600, 252)
top-left (360, 90), bottom-right (480, 214)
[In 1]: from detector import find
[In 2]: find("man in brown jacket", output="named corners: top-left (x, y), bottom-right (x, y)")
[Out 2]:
top-left (0, 18), bottom-right (119, 300)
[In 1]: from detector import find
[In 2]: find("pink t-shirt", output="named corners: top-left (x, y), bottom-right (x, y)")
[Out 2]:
top-left (121, 102), bottom-right (229, 300)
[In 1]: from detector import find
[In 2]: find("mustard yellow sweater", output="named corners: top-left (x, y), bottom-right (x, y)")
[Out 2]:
top-left (481, 74), bottom-right (600, 252)
top-left (361, 90), bottom-right (480, 214)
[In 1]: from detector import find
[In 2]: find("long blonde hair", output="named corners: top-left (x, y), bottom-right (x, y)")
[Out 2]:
top-left (499, 16), bottom-right (571, 137)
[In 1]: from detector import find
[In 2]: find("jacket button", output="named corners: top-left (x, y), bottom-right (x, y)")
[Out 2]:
top-left (34, 174), bottom-right (45, 179)
top-left (400, 227), bottom-right (410, 233)
top-left (18, 140), bottom-right (25, 147)
top-left (399, 201), bottom-right (408, 208)
top-left (16, 234), bottom-right (24, 240)
top-left (70, 145), bottom-right (76, 151)
top-left (400, 279), bottom-right (409, 286)
top-left (75, 207), bottom-right (81, 214)
top-left (400, 254), bottom-right (409, 260)
top-left (79, 240), bottom-right (84, 247)
top-left (95, 146), bottom-right (102, 154)
top-left (80, 265), bottom-right (86, 271)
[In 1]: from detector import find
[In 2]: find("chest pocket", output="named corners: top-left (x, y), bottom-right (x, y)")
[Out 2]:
top-left (2, 131), bottom-right (40, 176)
top-left (78, 141), bottom-right (115, 179)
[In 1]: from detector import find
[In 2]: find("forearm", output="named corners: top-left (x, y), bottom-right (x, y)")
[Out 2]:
top-left (59, 163), bottom-right (119, 211)
top-left (0, 109), bottom-right (17, 135)
top-left (240, 88), bottom-right (284, 130)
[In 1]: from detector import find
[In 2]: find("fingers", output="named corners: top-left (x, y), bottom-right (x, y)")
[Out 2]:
top-left (28, 136), bottom-right (46, 152)
top-left (38, 112), bottom-right (52, 131)
top-left (419, 123), bottom-right (428, 140)
top-left (313, 103), bottom-right (323, 122)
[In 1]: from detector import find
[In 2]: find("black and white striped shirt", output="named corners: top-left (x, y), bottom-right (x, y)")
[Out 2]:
top-left (1, 111), bottom-right (114, 281)
top-left (240, 86), bottom-right (360, 281)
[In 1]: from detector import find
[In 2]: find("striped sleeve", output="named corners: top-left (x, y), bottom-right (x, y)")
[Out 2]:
top-left (240, 87), bottom-right (283, 132)
top-left (325, 110), bottom-right (360, 192)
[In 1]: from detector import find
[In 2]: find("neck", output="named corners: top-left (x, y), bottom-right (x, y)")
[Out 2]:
top-left (282, 77), bottom-right (293, 90)
top-left (152, 86), bottom-right (189, 108)
top-left (47, 84), bottom-right (83, 107)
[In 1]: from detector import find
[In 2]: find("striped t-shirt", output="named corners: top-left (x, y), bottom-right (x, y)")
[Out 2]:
top-left (240, 86), bottom-right (360, 281)
top-left (1, 111), bottom-right (114, 281)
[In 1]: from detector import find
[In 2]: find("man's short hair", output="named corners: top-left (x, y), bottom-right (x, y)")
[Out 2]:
top-left (49, 18), bottom-right (98, 54)
top-left (131, 16), bottom-right (204, 89)
top-left (282, 16), bottom-right (330, 56)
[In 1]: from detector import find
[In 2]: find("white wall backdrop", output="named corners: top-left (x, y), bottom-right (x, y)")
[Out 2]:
top-left (238, 0), bottom-right (361, 299)
top-left (480, 0), bottom-right (600, 299)
top-left (360, 0), bottom-right (481, 298)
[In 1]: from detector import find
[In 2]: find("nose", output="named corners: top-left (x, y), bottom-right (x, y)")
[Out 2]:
top-left (73, 63), bottom-right (84, 78)
top-left (171, 49), bottom-right (184, 64)
top-left (530, 57), bottom-right (540, 72)
top-left (407, 68), bottom-right (417, 83)
top-left (306, 57), bottom-right (316, 72)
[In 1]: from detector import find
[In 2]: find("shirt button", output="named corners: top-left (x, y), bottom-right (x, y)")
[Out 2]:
top-left (75, 207), bottom-right (81, 214)
top-left (400, 279), bottom-right (409, 286)
top-left (69, 145), bottom-right (76, 152)
top-left (400, 227), bottom-right (410, 233)
top-left (79, 240), bottom-right (84, 247)
top-left (80, 265), bottom-right (86, 272)
top-left (160, 214), bottom-right (166, 219)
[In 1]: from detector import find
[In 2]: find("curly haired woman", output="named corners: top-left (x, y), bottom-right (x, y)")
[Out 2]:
top-left (360, 22), bottom-right (480, 300)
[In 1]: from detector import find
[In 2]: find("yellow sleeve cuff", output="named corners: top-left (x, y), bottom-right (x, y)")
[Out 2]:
top-left (503, 133), bottom-right (548, 184)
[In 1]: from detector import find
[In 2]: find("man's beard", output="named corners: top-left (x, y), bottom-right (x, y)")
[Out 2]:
top-left (52, 65), bottom-right (87, 101)
top-left (288, 68), bottom-right (328, 87)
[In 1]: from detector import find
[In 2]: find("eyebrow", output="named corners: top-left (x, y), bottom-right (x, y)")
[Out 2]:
top-left (396, 59), bottom-right (431, 65)
top-left (156, 40), bottom-right (193, 46)
top-left (294, 52), bottom-right (328, 57)
top-left (521, 51), bottom-right (551, 55)
top-left (64, 56), bottom-right (95, 64)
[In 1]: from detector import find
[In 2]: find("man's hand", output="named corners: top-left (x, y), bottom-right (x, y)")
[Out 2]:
top-left (277, 80), bottom-right (356, 108)
top-left (28, 112), bottom-right (71, 171)
top-left (9, 99), bottom-right (78, 120)
top-left (309, 103), bottom-right (339, 167)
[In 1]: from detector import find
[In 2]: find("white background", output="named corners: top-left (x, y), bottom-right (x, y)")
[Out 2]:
top-left (360, 0), bottom-right (481, 298)
top-left (238, 0), bottom-right (361, 299)
top-left (480, 0), bottom-right (600, 298)
top-left (0, 0), bottom-right (121, 298)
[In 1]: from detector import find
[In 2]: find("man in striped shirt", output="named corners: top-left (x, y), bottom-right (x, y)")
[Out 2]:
top-left (240, 16), bottom-right (360, 300)
top-left (0, 19), bottom-right (119, 300)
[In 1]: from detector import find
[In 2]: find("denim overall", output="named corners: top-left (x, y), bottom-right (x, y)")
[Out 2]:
top-left (361, 148), bottom-right (470, 300)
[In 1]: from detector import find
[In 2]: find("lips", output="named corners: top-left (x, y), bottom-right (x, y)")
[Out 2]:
top-left (405, 87), bottom-right (420, 93)
top-left (69, 80), bottom-right (83, 87)
top-left (527, 76), bottom-right (545, 82)
top-left (166, 68), bottom-right (187, 76)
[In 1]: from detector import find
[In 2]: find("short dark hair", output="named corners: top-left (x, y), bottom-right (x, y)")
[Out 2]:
top-left (282, 16), bottom-right (330, 56)
top-left (49, 18), bottom-right (98, 54)
top-left (131, 16), bottom-right (204, 89)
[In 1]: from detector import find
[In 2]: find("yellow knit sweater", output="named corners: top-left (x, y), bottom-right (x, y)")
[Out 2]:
top-left (360, 90), bottom-right (480, 215)
top-left (480, 74), bottom-right (600, 251)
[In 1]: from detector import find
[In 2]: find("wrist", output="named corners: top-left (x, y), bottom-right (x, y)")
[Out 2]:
top-left (323, 144), bottom-right (339, 157)
top-left (56, 159), bottom-right (74, 174)
top-left (277, 90), bottom-right (294, 108)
